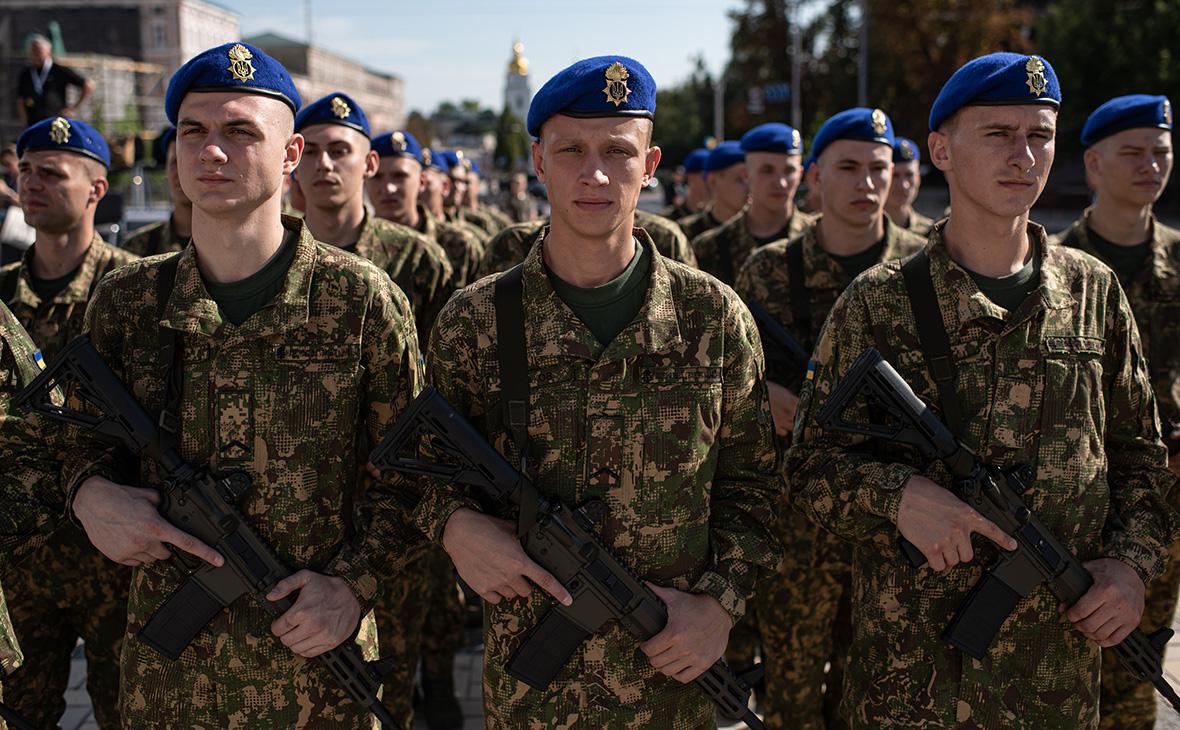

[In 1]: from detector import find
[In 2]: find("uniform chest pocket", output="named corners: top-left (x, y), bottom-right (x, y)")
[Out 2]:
top-left (265, 343), bottom-right (364, 459)
top-left (638, 366), bottom-right (723, 480)
top-left (1037, 336), bottom-right (1106, 491)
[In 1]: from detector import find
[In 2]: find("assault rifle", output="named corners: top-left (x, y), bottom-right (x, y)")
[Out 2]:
top-left (815, 347), bottom-right (1180, 714)
top-left (15, 335), bottom-right (402, 729)
top-left (370, 386), bottom-right (766, 730)
top-left (745, 299), bottom-right (810, 389)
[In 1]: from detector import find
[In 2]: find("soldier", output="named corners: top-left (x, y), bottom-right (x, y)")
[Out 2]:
top-left (58, 42), bottom-right (425, 727)
top-left (294, 93), bottom-right (454, 341)
top-left (442, 151), bottom-right (507, 239)
top-left (788, 53), bottom-right (1178, 728)
top-left (0, 116), bottom-right (137, 730)
top-left (416, 54), bottom-right (782, 728)
top-left (459, 157), bottom-right (514, 233)
top-left (679, 141), bottom-right (747, 246)
top-left (693, 127), bottom-right (815, 286)
top-left (662, 148), bottom-right (709, 221)
top-left (367, 131), bottom-right (484, 289)
top-left (1051, 94), bottom-right (1179, 730)
top-left (475, 206), bottom-right (697, 278)
top-left (736, 108), bottom-right (925, 730)
top-left (122, 127), bottom-right (191, 257)
top-left (422, 149), bottom-right (487, 249)
top-left (501, 172), bottom-right (538, 224)
top-left (886, 136), bottom-right (935, 237)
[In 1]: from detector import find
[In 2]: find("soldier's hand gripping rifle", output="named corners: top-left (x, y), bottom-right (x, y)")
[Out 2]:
top-left (370, 386), bottom-right (767, 730)
top-left (815, 347), bottom-right (1180, 714)
top-left (14, 335), bottom-right (403, 729)
top-left (745, 300), bottom-right (810, 390)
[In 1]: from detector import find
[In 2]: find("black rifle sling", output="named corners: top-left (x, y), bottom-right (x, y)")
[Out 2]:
top-left (901, 249), bottom-right (964, 436)
top-left (786, 239), bottom-right (811, 346)
top-left (155, 253), bottom-right (183, 452)
top-left (493, 263), bottom-right (540, 534)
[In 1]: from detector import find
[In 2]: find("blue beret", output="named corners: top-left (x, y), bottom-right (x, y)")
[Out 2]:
top-left (441, 150), bottom-right (471, 175)
top-left (295, 92), bottom-right (370, 138)
top-left (165, 42), bottom-right (301, 125)
top-left (1081, 94), bottom-right (1173, 147)
top-left (527, 55), bottom-right (655, 138)
top-left (17, 117), bottom-right (110, 168)
top-left (929, 52), bottom-right (1060, 131)
top-left (422, 148), bottom-right (449, 174)
top-left (803, 154), bottom-right (816, 170)
top-left (740, 123), bottom-right (803, 155)
top-left (372, 130), bottom-right (423, 164)
top-left (893, 136), bottom-right (921, 163)
top-left (683, 148), bottom-right (709, 173)
top-left (811, 108), bottom-right (895, 162)
top-left (704, 141), bottom-right (744, 174)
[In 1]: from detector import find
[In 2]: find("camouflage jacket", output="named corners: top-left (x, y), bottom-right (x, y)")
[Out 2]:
top-left (353, 210), bottom-right (454, 345)
top-left (121, 216), bottom-right (188, 257)
top-left (467, 204), bottom-right (513, 236)
top-left (677, 207), bottom-right (725, 245)
top-left (59, 217), bottom-right (425, 726)
top-left (407, 203), bottom-right (485, 289)
top-left (0, 575), bottom-right (20, 675)
top-left (787, 221), bottom-right (1177, 729)
top-left (0, 235), bottom-right (138, 361)
top-left (661, 201), bottom-right (694, 221)
top-left (896, 209), bottom-right (936, 238)
top-left (476, 210), bottom-right (697, 279)
top-left (416, 232), bottom-right (783, 728)
top-left (1053, 209), bottom-right (1180, 437)
top-left (444, 208), bottom-right (494, 245)
top-left (693, 208), bottom-right (816, 285)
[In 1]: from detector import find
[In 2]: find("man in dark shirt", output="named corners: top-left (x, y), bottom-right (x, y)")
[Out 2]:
top-left (16, 35), bottom-right (94, 128)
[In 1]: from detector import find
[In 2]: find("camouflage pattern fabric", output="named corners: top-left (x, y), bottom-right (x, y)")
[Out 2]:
top-left (407, 203), bottom-right (485, 289)
top-left (415, 231), bottom-right (783, 728)
top-left (661, 201), bottom-right (694, 222)
top-left (692, 208), bottom-right (816, 285)
top-left (0, 235), bottom-right (137, 729)
top-left (475, 210), bottom-right (697, 279)
top-left (677, 207), bottom-right (725, 246)
top-left (1053, 210), bottom-right (1180, 729)
top-left (58, 216), bottom-right (426, 728)
top-left (444, 209), bottom-right (493, 247)
top-left (787, 221), bottom-right (1178, 729)
top-left (894, 210), bottom-right (936, 238)
top-left (418, 547), bottom-right (465, 681)
top-left (0, 576), bottom-right (21, 681)
top-left (476, 203), bottom-right (514, 234)
top-left (352, 211), bottom-right (454, 345)
top-left (120, 217), bottom-right (188, 258)
top-left (736, 216), bottom-right (924, 729)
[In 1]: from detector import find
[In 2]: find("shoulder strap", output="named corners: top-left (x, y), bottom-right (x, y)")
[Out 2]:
top-left (901, 250), bottom-right (963, 435)
top-left (155, 253), bottom-right (183, 449)
top-left (786, 239), bottom-right (811, 344)
top-left (494, 263), bottom-right (529, 464)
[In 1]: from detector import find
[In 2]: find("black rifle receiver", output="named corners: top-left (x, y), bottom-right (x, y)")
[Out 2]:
top-left (15, 335), bottom-right (403, 729)
top-left (370, 386), bottom-right (767, 730)
top-left (815, 346), bottom-right (1180, 714)
top-left (745, 299), bottom-right (811, 390)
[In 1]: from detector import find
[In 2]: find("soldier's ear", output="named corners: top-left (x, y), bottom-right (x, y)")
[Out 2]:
top-left (283, 133), bottom-right (305, 177)
top-left (363, 149), bottom-right (379, 180)
top-left (644, 145), bottom-right (661, 183)
top-left (928, 130), bottom-right (951, 173)
top-left (532, 140), bottom-right (546, 183)
top-left (89, 173), bottom-right (109, 206)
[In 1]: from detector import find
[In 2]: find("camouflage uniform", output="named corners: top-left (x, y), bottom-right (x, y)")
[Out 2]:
top-left (445, 209), bottom-right (494, 248)
top-left (787, 221), bottom-right (1178, 729)
top-left (120, 216), bottom-right (188, 258)
top-left (476, 210), bottom-right (697, 279)
top-left (661, 201), bottom-right (694, 221)
top-left (467, 204), bottom-right (513, 237)
top-left (59, 216), bottom-right (426, 728)
top-left (351, 211), bottom-right (454, 344)
top-left (408, 203), bottom-right (485, 289)
top-left (693, 208), bottom-right (816, 285)
top-left (735, 216), bottom-right (925, 729)
top-left (415, 231), bottom-right (783, 728)
top-left (677, 207), bottom-right (725, 245)
top-left (0, 236), bottom-right (137, 730)
top-left (1053, 210), bottom-right (1180, 730)
top-left (895, 211), bottom-right (936, 238)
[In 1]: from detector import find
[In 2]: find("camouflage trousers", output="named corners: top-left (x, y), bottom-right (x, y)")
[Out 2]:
top-left (2, 525), bottom-right (128, 730)
top-left (375, 545), bottom-right (465, 726)
top-left (753, 510), bottom-right (852, 730)
top-left (1098, 538), bottom-right (1180, 730)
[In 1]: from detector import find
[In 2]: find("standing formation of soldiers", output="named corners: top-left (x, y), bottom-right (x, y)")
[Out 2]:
top-left (0, 36), bottom-right (1177, 730)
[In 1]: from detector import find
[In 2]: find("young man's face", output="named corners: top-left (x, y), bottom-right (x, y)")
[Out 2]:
top-left (1087, 127), bottom-right (1173, 209)
top-left (420, 167), bottom-right (450, 212)
top-left (298, 124), bottom-right (376, 212)
top-left (816, 140), bottom-right (892, 228)
top-left (465, 173), bottom-right (481, 207)
top-left (175, 92), bottom-right (302, 217)
top-left (446, 168), bottom-right (468, 209)
top-left (18, 150), bottom-right (106, 234)
top-left (365, 155), bottom-right (422, 222)
top-left (887, 159), bottom-right (921, 212)
top-left (930, 105), bottom-right (1056, 220)
top-left (686, 171), bottom-right (708, 208)
top-left (745, 151), bottom-right (803, 213)
top-left (533, 114), bottom-right (660, 240)
top-left (707, 164), bottom-right (748, 213)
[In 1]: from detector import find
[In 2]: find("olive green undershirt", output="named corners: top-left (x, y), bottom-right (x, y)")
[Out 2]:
top-left (1087, 226), bottom-right (1151, 282)
top-left (30, 264), bottom-right (81, 302)
top-left (202, 231), bottom-right (298, 326)
top-left (828, 235), bottom-right (887, 281)
top-left (965, 239), bottom-right (1041, 313)
top-left (547, 240), bottom-right (651, 346)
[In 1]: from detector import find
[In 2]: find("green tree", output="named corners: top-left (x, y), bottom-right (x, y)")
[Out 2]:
top-left (653, 55), bottom-right (715, 169)
top-left (494, 107), bottom-right (529, 172)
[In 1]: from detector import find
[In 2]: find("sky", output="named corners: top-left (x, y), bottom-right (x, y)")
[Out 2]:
top-left (236, 0), bottom-right (744, 115)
